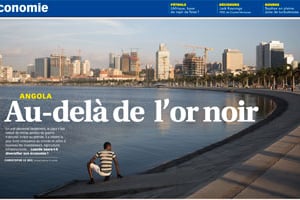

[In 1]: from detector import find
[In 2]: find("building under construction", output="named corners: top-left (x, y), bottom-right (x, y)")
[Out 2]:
top-left (49, 54), bottom-right (69, 78)
top-left (129, 51), bottom-right (140, 76)
top-left (121, 53), bottom-right (130, 73)
top-left (120, 50), bottom-right (140, 76)
top-left (183, 53), bottom-right (206, 77)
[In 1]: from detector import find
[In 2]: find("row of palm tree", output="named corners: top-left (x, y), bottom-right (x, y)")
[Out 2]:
top-left (172, 65), bottom-right (300, 89)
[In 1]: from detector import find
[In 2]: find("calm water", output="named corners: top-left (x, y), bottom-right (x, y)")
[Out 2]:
top-left (0, 86), bottom-right (275, 197)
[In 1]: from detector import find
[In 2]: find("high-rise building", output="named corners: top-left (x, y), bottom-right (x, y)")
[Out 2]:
top-left (109, 53), bottom-right (115, 68)
top-left (256, 41), bottom-right (285, 69)
top-left (50, 55), bottom-right (61, 77)
top-left (0, 54), bottom-right (2, 66)
top-left (207, 62), bottom-right (223, 73)
top-left (27, 64), bottom-right (35, 77)
top-left (183, 53), bottom-right (206, 77)
top-left (35, 57), bottom-right (50, 78)
top-left (222, 49), bottom-right (243, 72)
top-left (121, 53), bottom-right (130, 73)
top-left (0, 66), bottom-right (13, 82)
top-left (130, 51), bottom-right (140, 75)
top-left (256, 42), bottom-right (267, 69)
top-left (49, 54), bottom-right (69, 78)
top-left (269, 49), bottom-right (285, 68)
top-left (63, 57), bottom-right (72, 77)
top-left (72, 60), bottom-right (81, 76)
top-left (6, 66), bottom-right (13, 82)
top-left (114, 55), bottom-right (121, 70)
top-left (81, 60), bottom-right (91, 76)
top-left (264, 41), bottom-right (284, 68)
top-left (156, 43), bottom-right (170, 80)
top-left (143, 64), bottom-right (155, 81)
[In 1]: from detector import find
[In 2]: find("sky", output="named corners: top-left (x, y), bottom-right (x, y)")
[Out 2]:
top-left (0, 19), bottom-right (300, 70)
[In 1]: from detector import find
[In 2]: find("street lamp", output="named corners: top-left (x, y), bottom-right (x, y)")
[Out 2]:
top-left (286, 65), bottom-right (295, 92)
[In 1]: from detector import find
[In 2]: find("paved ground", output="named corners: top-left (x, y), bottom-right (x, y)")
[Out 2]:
top-left (37, 89), bottom-right (300, 198)
top-left (189, 126), bottom-right (300, 198)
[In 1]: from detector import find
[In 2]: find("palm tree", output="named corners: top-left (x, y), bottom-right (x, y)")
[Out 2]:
top-left (256, 68), bottom-right (267, 87)
top-left (216, 74), bottom-right (223, 87)
top-left (266, 67), bottom-right (275, 88)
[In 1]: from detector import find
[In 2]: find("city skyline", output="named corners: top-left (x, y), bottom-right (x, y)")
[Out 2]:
top-left (0, 19), bottom-right (300, 70)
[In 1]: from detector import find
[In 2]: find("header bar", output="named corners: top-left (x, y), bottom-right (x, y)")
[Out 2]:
top-left (0, 0), bottom-right (299, 17)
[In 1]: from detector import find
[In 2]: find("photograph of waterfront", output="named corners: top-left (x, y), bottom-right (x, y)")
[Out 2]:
top-left (0, 19), bottom-right (300, 89)
top-left (0, 19), bottom-right (300, 198)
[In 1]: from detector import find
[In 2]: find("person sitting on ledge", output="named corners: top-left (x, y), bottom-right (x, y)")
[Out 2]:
top-left (87, 141), bottom-right (123, 184)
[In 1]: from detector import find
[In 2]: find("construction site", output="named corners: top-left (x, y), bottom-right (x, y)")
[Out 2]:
top-left (183, 45), bottom-right (213, 77)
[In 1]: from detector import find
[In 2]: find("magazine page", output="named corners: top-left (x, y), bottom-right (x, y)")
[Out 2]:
top-left (0, 0), bottom-right (300, 199)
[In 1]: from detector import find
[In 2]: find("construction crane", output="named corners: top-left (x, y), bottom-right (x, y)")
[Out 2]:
top-left (184, 45), bottom-right (214, 64)
top-left (130, 48), bottom-right (139, 53)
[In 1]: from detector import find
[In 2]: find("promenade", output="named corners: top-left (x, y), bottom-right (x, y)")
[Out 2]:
top-left (189, 125), bottom-right (300, 198)
top-left (37, 89), bottom-right (300, 198)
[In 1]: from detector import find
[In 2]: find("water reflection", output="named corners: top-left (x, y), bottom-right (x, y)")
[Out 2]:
top-left (155, 88), bottom-right (172, 133)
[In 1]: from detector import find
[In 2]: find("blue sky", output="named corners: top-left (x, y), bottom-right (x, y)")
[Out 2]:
top-left (0, 19), bottom-right (300, 70)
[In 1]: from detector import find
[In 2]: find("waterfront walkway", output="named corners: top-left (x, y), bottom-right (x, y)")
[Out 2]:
top-left (189, 125), bottom-right (300, 198)
top-left (37, 89), bottom-right (300, 198)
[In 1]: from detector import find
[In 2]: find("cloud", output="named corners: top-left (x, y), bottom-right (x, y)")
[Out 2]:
top-left (0, 19), bottom-right (141, 43)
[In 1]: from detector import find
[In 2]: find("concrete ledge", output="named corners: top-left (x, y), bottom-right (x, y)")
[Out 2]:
top-left (36, 171), bottom-right (199, 198)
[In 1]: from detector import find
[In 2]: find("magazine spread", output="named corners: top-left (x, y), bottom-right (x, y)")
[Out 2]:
top-left (0, 0), bottom-right (300, 199)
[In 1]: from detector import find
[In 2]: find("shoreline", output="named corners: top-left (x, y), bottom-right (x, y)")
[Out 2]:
top-left (36, 88), bottom-right (300, 198)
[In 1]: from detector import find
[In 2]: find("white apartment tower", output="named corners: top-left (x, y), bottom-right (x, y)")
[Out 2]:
top-left (81, 60), bottom-right (91, 76)
top-left (156, 43), bottom-right (170, 80)
top-left (72, 60), bottom-right (81, 75)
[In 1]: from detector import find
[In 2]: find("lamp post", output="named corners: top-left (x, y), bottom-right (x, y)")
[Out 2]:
top-left (286, 65), bottom-right (295, 92)
top-left (292, 74), bottom-right (295, 92)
